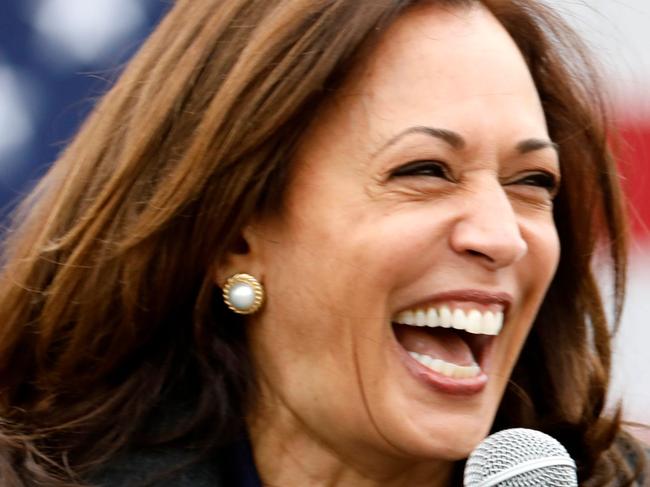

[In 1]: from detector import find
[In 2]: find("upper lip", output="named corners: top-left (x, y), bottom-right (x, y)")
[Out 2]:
top-left (396, 289), bottom-right (513, 313)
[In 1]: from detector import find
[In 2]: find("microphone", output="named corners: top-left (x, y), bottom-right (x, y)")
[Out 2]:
top-left (463, 428), bottom-right (578, 486)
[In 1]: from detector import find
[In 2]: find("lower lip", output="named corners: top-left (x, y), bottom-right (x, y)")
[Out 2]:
top-left (394, 340), bottom-right (489, 396)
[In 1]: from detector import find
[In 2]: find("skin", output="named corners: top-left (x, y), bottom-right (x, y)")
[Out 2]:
top-left (218, 4), bottom-right (561, 486)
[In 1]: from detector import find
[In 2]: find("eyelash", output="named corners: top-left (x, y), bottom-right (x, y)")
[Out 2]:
top-left (511, 172), bottom-right (559, 194)
top-left (390, 160), bottom-right (451, 179)
top-left (390, 161), bottom-right (560, 194)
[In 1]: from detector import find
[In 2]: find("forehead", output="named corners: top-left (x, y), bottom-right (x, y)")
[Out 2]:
top-left (356, 3), bottom-right (536, 97)
top-left (296, 3), bottom-right (547, 165)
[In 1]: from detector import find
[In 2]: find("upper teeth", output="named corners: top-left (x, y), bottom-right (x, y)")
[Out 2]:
top-left (393, 307), bottom-right (503, 335)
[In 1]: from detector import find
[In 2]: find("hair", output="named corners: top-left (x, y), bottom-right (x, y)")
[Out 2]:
top-left (0, 0), bottom-right (644, 485)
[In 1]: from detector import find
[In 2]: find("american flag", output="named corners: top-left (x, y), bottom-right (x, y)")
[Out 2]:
top-left (0, 0), bottom-right (164, 210)
top-left (1, 0), bottom-right (648, 435)
top-left (548, 0), bottom-right (650, 441)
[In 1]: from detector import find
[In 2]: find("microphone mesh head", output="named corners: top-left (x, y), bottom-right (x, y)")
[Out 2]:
top-left (464, 428), bottom-right (578, 487)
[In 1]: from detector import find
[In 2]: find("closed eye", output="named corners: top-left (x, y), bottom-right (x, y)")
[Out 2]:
top-left (390, 160), bottom-right (451, 179)
top-left (509, 171), bottom-right (559, 195)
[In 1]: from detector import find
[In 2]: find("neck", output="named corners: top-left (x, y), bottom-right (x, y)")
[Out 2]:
top-left (247, 400), bottom-right (455, 487)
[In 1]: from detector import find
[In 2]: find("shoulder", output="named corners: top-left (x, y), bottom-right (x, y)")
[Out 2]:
top-left (87, 446), bottom-right (225, 487)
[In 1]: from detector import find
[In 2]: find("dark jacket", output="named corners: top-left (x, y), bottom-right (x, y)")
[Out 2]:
top-left (89, 439), bottom-right (260, 487)
top-left (89, 434), bottom-right (648, 486)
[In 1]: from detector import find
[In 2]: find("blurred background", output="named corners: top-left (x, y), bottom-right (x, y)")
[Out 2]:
top-left (0, 0), bottom-right (648, 433)
top-left (543, 0), bottom-right (650, 439)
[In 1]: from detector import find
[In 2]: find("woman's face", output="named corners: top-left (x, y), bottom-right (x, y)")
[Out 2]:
top-left (238, 4), bottom-right (559, 468)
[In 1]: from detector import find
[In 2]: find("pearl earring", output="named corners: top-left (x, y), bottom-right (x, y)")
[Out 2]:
top-left (222, 273), bottom-right (264, 315)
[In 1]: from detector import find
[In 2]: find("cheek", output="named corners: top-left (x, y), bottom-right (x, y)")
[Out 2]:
top-left (248, 212), bottom-right (412, 380)
top-left (347, 208), bottom-right (456, 285)
top-left (504, 215), bottom-right (559, 307)
top-left (513, 219), bottom-right (560, 338)
top-left (527, 220), bottom-right (561, 288)
top-left (253, 231), bottom-right (366, 359)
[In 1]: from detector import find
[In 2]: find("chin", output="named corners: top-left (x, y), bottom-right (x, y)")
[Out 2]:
top-left (370, 395), bottom-right (496, 463)
top-left (423, 416), bottom-right (493, 460)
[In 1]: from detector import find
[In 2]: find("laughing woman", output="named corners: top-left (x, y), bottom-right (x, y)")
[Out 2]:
top-left (0, 0), bottom-right (647, 486)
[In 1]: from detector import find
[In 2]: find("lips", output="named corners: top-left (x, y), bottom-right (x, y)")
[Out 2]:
top-left (390, 290), bottom-right (511, 395)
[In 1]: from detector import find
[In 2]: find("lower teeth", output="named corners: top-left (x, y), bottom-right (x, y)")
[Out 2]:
top-left (408, 351), bottom-right (480, 379)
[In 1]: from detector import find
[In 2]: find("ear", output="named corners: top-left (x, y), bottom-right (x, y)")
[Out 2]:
top-left (214, 224), bottom-right (266, 287)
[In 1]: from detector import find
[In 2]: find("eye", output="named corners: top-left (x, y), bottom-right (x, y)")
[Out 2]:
top-left (511, 171), bottom-right (559, 195)
top-left (390, 160), bottom-right (451, 179)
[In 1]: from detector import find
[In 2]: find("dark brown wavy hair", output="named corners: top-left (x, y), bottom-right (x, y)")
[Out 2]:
top-left (0, 0), bottom-right (644, 485)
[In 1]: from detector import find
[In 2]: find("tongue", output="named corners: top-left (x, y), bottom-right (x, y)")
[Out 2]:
top-left (394, 324), bottom-right (476, 366)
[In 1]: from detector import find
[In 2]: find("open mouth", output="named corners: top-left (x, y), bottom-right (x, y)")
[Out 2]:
top-left (391, 305), bottom-right (504, 384)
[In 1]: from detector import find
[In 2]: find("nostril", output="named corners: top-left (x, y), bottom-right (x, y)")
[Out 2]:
top-left (459, 235), bottom-right (527, 268)
top-left (467, 249), bottom-right (495, 262)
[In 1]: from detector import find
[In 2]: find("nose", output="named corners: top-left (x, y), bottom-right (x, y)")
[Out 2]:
top-left (450, 181), bottom-right (527, 269)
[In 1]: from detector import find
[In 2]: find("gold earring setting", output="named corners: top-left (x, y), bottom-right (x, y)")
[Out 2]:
top-left (222, 273), bottom-right (264, 314)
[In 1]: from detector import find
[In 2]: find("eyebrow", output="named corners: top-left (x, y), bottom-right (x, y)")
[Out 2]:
top-left (376, 125), bottom-right (559, 156)
top-left (515, 138), bottom-right (559, 154)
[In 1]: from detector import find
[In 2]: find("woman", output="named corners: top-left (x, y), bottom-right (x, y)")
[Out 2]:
top-left (0, 0), bottom-right (646, 485)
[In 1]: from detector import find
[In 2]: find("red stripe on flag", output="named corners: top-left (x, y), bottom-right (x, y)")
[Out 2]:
top-left (617, 121), bottom-right (650, 240)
